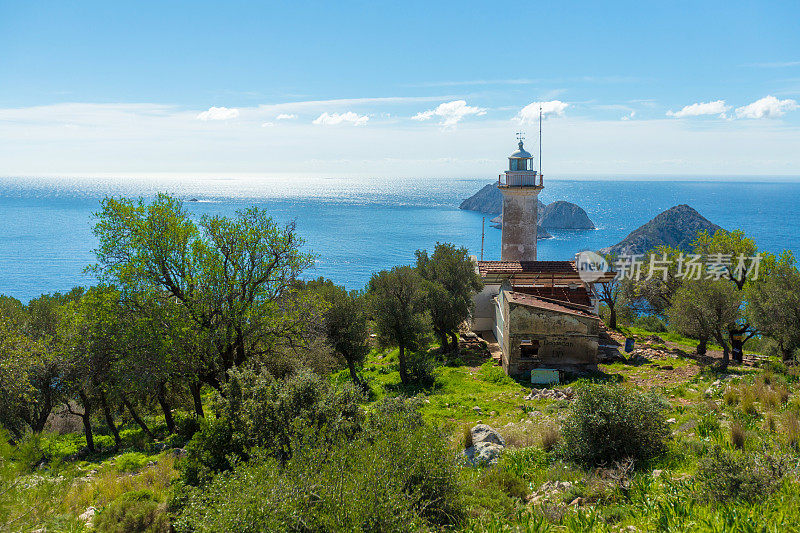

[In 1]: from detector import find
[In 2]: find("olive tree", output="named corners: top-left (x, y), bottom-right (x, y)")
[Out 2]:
top-left (368, 266), bottom-right (430, 385)
top-left (306, 278), bottom-right (370, 389)
top-left (415, 243), bottom-right (483, 352)
top-left (91, 194), bottom-right (314, 394)
top-left (692, 229), bottom-right (765, 362)
top-left (668, 278), bottom-right (741, 370)
top-left (747, 251), bottom-right (800, 361)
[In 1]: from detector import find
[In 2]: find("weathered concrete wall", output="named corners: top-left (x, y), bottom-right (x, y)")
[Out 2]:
top-left (494, 295), bottom-right (506, 355)
top-left (471, 284), bottom-right (500, 331)
top-left (502, 301), bottom-right (599, 377)
top-left (500, 189), bottom-right (541, 261)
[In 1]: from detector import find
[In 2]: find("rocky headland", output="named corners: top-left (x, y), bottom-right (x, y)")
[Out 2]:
top-left (599, 204), bottom-right (723, 256)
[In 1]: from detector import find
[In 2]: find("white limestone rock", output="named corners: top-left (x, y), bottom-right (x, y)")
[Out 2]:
top-left (470, 424), bottom-right (506, 447)
top-left (464, 442), bottom-right (504, 466)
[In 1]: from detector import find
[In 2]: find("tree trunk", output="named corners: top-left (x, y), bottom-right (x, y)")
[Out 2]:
top-left (728, 326), bottom-right (747, 365)
top-left (696, 336), bottom-right (708, 356)
top-left (449, 333), bottom-right (459, 354)
top-left (78, 391), bottom-right (95, 453)
top-left (720, 345), bottom-right (730, 371)
top-left (436, 331), bottom-right (449, 353)
top-left (157, 382), bottom-right (175, 434)
top-left (29, 386), bottom-right (53, 433)
top-left (190, 381), bottom-right (205, 418)
top-left (398, 344), bottom-right (409, 385)
top-left (609, 305), bottom-right (617, 330)
top-left (731, 338), bottom-right (744, 365)
top-left (99, 390), bottom-right (121, 447)
top-left (783, 347), bottom-right (794, 362)
top-left (346, 356), bottom-right (363, 388)
top-left (122, 397), bottom-right (155, 440)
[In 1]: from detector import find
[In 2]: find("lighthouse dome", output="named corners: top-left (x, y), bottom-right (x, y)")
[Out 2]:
top-left (510, 141), bottom-right (532, 159)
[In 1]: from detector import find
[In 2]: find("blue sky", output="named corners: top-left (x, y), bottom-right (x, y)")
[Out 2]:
top-left (1, 0), bottom-right (799, 178)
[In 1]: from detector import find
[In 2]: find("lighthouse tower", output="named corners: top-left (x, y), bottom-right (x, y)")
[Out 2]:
top-left (498, 135), bottom-right (544, 261)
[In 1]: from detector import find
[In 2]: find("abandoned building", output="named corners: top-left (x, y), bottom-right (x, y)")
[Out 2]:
top-left (471, 139), bottom-right (614, 378)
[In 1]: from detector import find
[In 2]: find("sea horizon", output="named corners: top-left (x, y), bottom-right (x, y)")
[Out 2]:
top-left (2, 175), bottom-right (798, 303)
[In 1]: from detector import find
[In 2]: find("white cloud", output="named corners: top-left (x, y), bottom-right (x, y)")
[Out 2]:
top-left (2, 100), bottom-right (800, 178)
top-left (312, 111), bottom-right (369, 126)
top-left (735, 96), bottom-right (798, 119)
top-left (666, 100), bottom-right (729, 118)
top-left (515, 101), bottom-right (568, 123)
top-left (196, 106), bottom-right (240, 121)
top-left (261, 122), bottom-right (274, 127)
top-left (412, 100), bottom-right (487, 127)
top-left (621, 111), bottom-right (636, 121)
top-left (276, 113), bottom-right (297, 120)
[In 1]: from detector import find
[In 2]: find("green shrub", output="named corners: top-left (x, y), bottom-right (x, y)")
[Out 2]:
top-left (697, 411), bottom-right (721, 438)
top-left (163, 432), bottom-right (184, 449)
top-left (478, 361), bottom-right (513, 385)
top-left (120, 428), bottom-right (148, 449)
top-left (633, 314), bottom-right (667, 333)
top-left (478, 467), bottom-right (528, 500)
top-left (39, 432), bottom-right (85, 461)
top-left (697, 446), bottom-right (788, 502)
top-left (173, 412), bottom-right (201, 442)
top-left (730, 422), bottom-right (746, 450)
top-left (560, 384), bottom-right (670, 467)
top-left (175, 398), bottom-right (463, 532)
top-left (540, 424), bottom-right (561, 453)
top-left (405, 349), bottom-right (437, 387)
top-left (94, 490), bottom-right (170, 533)
top-left (94, 434), bottom-right (115, 450)
top-left (0, 431), bottom-right (72, 530)
top-left (115, 452), bottom-right (149, 473)
top-left (180, 368), bottom-right (363, 485)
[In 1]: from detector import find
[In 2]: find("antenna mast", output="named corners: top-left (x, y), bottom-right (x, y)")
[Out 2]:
top-left (538, 104), bottom-right (542, 175)
top-left (480, 217), bottom-right (485, 261)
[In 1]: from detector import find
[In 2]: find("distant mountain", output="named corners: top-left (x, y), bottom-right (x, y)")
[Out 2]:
top-left (460, 182), bottom-right (593, 230)
top-left (599, 204), bottom-right (723, 256)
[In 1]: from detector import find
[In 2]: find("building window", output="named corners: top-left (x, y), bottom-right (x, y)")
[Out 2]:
top-left (520, 339), bottom-right (540, 359)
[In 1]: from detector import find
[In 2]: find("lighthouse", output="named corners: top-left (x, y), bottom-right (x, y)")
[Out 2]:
top-left (498, 134), bottom-right (544, 261)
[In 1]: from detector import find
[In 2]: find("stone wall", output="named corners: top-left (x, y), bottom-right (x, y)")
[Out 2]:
top-left (500, 188), bottom-right (541, 261)
top-left (500, 299), bottom-right (599, 377)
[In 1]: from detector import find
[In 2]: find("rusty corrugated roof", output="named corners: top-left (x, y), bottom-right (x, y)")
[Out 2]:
top-left (506, 291), bottom-right (599, 319)
top-left (477, 260), bottom-right (577, 276)
top-left (512, 285), bottom-right (593, 307)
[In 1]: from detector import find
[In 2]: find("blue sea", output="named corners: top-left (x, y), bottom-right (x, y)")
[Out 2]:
top-left (1, 176), bottom-right (798, 302)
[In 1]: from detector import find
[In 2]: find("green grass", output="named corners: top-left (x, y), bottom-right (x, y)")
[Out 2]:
top-left (5, 340), bottom-right (800, 532)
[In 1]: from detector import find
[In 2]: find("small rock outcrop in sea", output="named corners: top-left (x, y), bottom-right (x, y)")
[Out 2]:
top-left (599, 204), bottom-right (723, 256)
top-left (538, 201), bottom-right (595, 230)
top-left (464, 424), bottom-right (505, 466)
top-left (460, 183), bottom-right (594, 230)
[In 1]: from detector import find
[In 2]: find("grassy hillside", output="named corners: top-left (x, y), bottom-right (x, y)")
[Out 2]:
top-left (4, 329), bottom-right (800, 532)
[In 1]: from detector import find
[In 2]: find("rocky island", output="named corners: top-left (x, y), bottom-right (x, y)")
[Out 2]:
top-left (459, 182), bottom-right (595, 231)
top-left (600, 204), bottom-right (723, 256)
